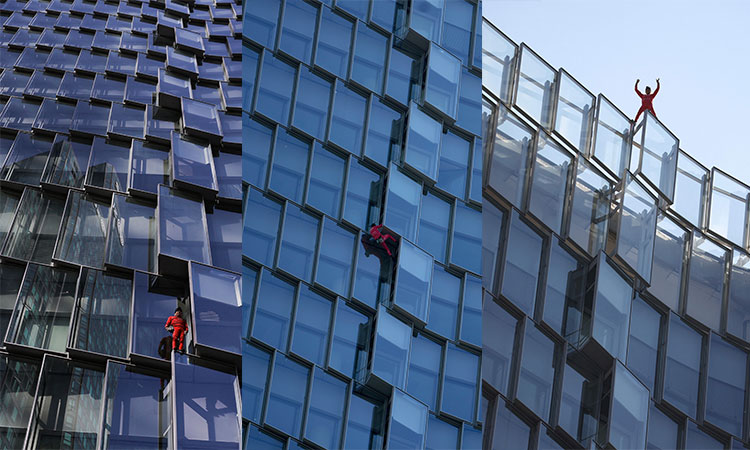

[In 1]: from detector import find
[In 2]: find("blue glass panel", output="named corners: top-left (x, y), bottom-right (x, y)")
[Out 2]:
top-left (337, 0), bottom-right (368, 20)
top-left (425, 416), bottom-right (459, 450)
top-left (345, 394), bottom-right (385, 449)
top-left (542, 239), bottom-right (582, 335)
top-left (291, 285), bottom-right (332, 366)
top-left (663, 313), bottom-right (701, 418)
top-left (329, 81), bottom-right (367, 154)
top-left (617, 174), bottom-right (657, 282)
top-left (307, 143), bottom-right (345, 218)
top-left (364, 99), bottom-right (401, 168)
top-left (705, 334), bottom-right (746, 437)
top-left (501, 210), bottom-right (543, 316)
top-left (106, 195), bottom-right (156, 273)
top-left (266, 354), bottom-right (309, 437)
top-left (685, 232), bottom-right (727, 332)
top-left (647, 405), bottom-right (679, 450)
top-left (86, 137), bottom-right (130, 193)
top-left (252, 269), bottom-right (295, 351)
top-left (191, 263), bottom-right (241, 354)
top-left (394, 240), bottom-right (432, 322)
top-left (559, 362), bottom-right (597, 442)
top-left (351, 24), bottom-right (387, 93)
top-left (442, 344), bottom-right (478, 422)
top-left (491, 401), bottom-right (530, 450)
top-left (425, 43), bottom-right (460, 119)
top-left (130, 141), bottom-right (169, 195)
top-left (316, 8), bottom-right (352, 79)
top-left (131, 272), bottom-right (181, 360)
top-left (386, 48), bottom-right (417, 106)
top-left (242, 265), bottom-right (257, 339)
top-left (387, 390), bottom-right (428, 450)
top-left (256, 52), bottom-right (295, 124)
top-left (460, 274), bottom-right (482, 347)
top-left (451, 202), bottom-right (481, 273)
top-left (647, 215), bottom-right (686, 311)
top-left (371, 0), bottom-right (397, 31)
top-left (405, 103), bottom-right (441, 181)
top-left (279, 0), bottom-right (316, 64)
top-left (489, 104), bottom-right (534, 209)
top-left (372, 305), bottom-right (410, 388)
top-left (406, 334), bottom-right (442, 410)
top-left (461, 425), bottom-right (482, 450)
top-left (330, 300), bottom-right (370, 378)
top-left (410, 0), bottom-right (443, 42)
top-left (278, 204), bottom-right (319, 282)
top-left (728, 249), bottom-right (750, 343)
top-left (528, 133), bottom-right (573, 234)
top-left (243, 0), bottom-right (279, 48)
top-left (1, 132), bottom-right (52, 185)
top-left (427, 265), bottom-right (460, 338)
top-left (242, 117), bottom-right (273, 190)
top-left (344, 160), bottom-right (381, 230)
top-left (518, 319), bottom-right (555, 420)
top-left (317, 219), bottom-right (355, 296)
top-left (437, 130), bottom-right (469, 198)
top-left (157, 185), bottom-right (211, 264)
top-left (243, 188), bottom-right (281, 266)
top-left (384, 166), bottom-right (421, 242)
top-left (568, 159), bottom-right (610, 255)
top-left (627, 296), bottom-right (660, 392)
top-left (482, 296), bottom-right (516, 395)
top-left (592, 256), bottom-right (632, 361)
top-left (609, 362), bottom-right (649, 450)
top-left (293, 69), bottom-right (331, 140)
top-left (206, 208), bottom-right (241, 273)
top-left (269, 130), bottom-right (309, 203)
top-left (353, 233), bottom-right (389, 309)
top-left (418, 192), bottom-right (450, 262)
top-left (441, 0), bottom-right (472, 64)
top-left (482, 202), bottom-right (504, 291)
top-left (214, 152), bottom-right (242, 202)
top-left (242, 45), bottom-right (259, 112)
top-left (246, 424), bottom-right (284, 450)
top-left (306, 368), bottom-right (347, 449)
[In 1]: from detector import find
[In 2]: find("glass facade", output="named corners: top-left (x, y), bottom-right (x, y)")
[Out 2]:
top-left (243, 1), bottom-right (482, 447)
top-left (0, 0), bottom-right (242, 447)
top-left (483, 18), bottom-right (749, 450)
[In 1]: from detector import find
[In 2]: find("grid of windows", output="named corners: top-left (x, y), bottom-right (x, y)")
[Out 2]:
top-left (482, 18), bottom-right (750, 450)
top-left (242, 0), bottom-right (482, 447)
top-left (0, 0), bottom-right (242, 447)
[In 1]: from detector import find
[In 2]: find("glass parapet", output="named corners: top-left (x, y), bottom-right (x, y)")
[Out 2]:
top-left (553, 69), bottom-right (595, 153)
top-left (634, 111), bottom-right (678, 202)
top-left (487, 102), bottom-right (533, 209)
top-left (708, 168), bottom-right (749, 247)
top-left (672, 149), bottom-right (708, 227)
top-left (482, 20), bottom-right (516, 103)
top-left (514, 44), bottom-right (555, 127)
top-left (591, 95), bottom-right (631, 179)
top-left (647, 213), bottom-right (688, 311)
top-left (527, 131), bottom-right (573, 235)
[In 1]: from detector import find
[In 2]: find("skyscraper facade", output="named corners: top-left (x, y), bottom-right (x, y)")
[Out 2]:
top-left (242, 0), bottom-right (483, 448)
top-left (0, 0), bottom-right (242, 447)
top-left (482, 19), bottom-right (750, 450)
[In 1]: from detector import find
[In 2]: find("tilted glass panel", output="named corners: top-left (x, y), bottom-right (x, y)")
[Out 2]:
top-left (685, 232), bottom-right (727, 331)
top-left (290, 285), bottom-right (332, 366)
top-left (292, 69), bottom-right (331, 140)
top-left (515, 46), bottom-right (555, 126)
top-left (528, 132), bottom-right (572, 234)
top-left (266, 353), bottom-right (309, 437)
top-left (351, 24), bottom-right (387, 93)
top-left (256, 51), bottom-right (296, 124)
top-left (481, 21), bottom-right (515, 102)
top-left (26, 357), bottom-right (104, 449)
top-left (242, 265), bottom-right (257, 340)
top-left (100, 362), bottom-right (167, 449)
top-left (172, 355), bottom-right (241, 449)
top-left (638, 112), bottom-right (678, 201)
top-left (409, 0), bottom-right (443, 43)
top-left (386, 47), bottom-right (418, 106)
top-left (316, 219), bottom-right (355, 296)
top-left (501, 210), bottom-right (543, 316)
top-left (406, 333), bottom-right (442, 410)
top-left (131, 272), bottom-right (183, 360)
top-left (242, 342), bottom-right (270, 424)
top-left (404, 102), bottom-right (441, 181)
top-left (242, 45), bottom-right (259, 112)
top-left (330, 300), bottom-right (370, 378)
top-left (33, 98), bottom-right (75, 134)
top-left (441, 0), bottom-right (472, 65)
top-left (371, 0), bottom-right (397, 30)
top-left (437, 129), bottom-right (470, 199)
top-left (0, 96), bottom-right (40, 132)
top-left (418, 192), bottom-right (450, 262)
top-left (608, 362), bottom-right (649, 450)
top-left (107, 103), bottom-right (145, 140)
top-left (214, 152), bottom-right (243, 202)
top-left (686, 421), bottom-right (724, 450)
top-left (387, 389), bottom-right (428, 450)
top-left (425, 416), bottom-right (459, 450)
top-left (559, 362), bottom-right (598, 443)
top-left (569, 159), bottom-right (610, 255)
top-left (315, 8), bottom-right (352, 79)
top-left (252, 269), bottom-right (295, 351)
top-left (627, 296), bottom-right (660, 393)
top-left (243, 0), bottom-right (279, 47)
top-left (157, 185), bottom-right (211, 264)
top-left (460, 274), bottom-right (482, 347)
top-left (592, 256), bottom-right (632, 361)
top-left (427, 265), bottom-right (460, 339)
top-left (307, 143), bottom-right (345, 218)
top-left (364, 99), bottom-right (401, 168)
top-left (451, 202), bottom-right (481, 273)
top-left (242, 187), bottom-right (281, 266)
top-left (442, 344), bottom-right (478, 422)
top-left (242, 117), bottom-right (272, 188)
top-left (191, 263), bottom-right (241, 354)
top-left (646, 214), bottom-right (686, 311)
top-left (616, 174), bottom-right (657, 282)
top-left (384, 165), bottom-right (421, 241)
top-left (72, 269), bottom-right (132, 358)
top-left (305, 367), bottom-right (347, 449)
top-left (278, 204), bottom-right (319, 282)
top-left (0, 190), bottom-right (20, 247)
top-left (343, 159), bottom-right (382, 230)
top-left (705, 334), bottom-right (746, 437)
top-left (0, 355), bottom-right (39, 449)
top-left (372, 305), bottom-right (410, 389)
top-left (345, 393), bottom-right (385, 450)
top-left (671, 151), bottom-right (707, 226)
top-left (592, 96), bottom-right (630, 179)
top-left (555, 71), bottom-right (594, 152)
top-left (352, 234), bottom-right (389, 309)
top-left (181, 98), bottom-right (222, 140)
top-left (482, 202), bottom-right (504, 292)
top-left (269, 129), bottom-right (310, 204)
top-left (424, 42), bottom-right (460, 119)
top-left (482, 294), bottom-right (516, 395)
top-left (728, 250), bottom-right (750, 343)
top-left (647, 404), bottom-right (680, 450)
top-left (279, 0), bottom-right (316, 64)
top-left (171, 133), bottom-right (218, 194)
top-left (0, 262), bottom-right (24, 340)
top-left (129, 141), bottom-right (169, 195)
top-left (1, 132), bottom-right (53, 186)
top-left (54, 191), bottom-right (110, 268)
top-left (85, 137), bottom-right (130, 193)
top-left (457, 67), bottom-right (481, 136)
top-left (2, 188), bottom-right (65, 264)
top-left (543, 238), bottom-right (583, 336)
top-left (518, 319), bottom-right (556, 420)
top-left (491, 398), bottom-right (531, 449)
top-left (708, 169), bottom-right (748, 247)
top-left (329, 81), bottom-right (367, 154)
top-left (489, 104), bottom-right (534, 208)
top-left (394, 240), bottom-right (432, 322)
top-left (663, 313), bottom-right (702, 418)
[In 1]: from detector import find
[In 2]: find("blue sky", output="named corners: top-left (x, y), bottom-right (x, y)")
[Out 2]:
top-left (484, 0), bottom-right (750, 184)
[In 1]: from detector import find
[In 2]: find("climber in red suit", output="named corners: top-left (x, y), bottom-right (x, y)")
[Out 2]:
top-left (369, 223), bottom-right (397, 257)
top-left (634, 78), bottom-right (660, 123)
top-left (165, 307), bottom-right (188, 353)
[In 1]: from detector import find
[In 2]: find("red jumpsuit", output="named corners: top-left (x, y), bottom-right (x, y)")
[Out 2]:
top-left (165, 315), bottom-right (188, 351)
top-left (369, 224), bottom-right (397, 257)
top-left (635, 80), bottom-right (659, 122)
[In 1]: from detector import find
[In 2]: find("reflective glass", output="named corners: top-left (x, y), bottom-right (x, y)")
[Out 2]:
top-left (337, 0), bottom-right (368, 20)
top-left (290, 285), bottom-right (331, 366)
top-left (315, 8), bottom-right (352, 79)
top-left (242, 117), bottom-right (273, 189)
top-left (0, 261), bottom-right (24, 340)
top-left (242, 343), bottom-right (270, 423)
top-left (685, 232), bottom-right (727, 331)
top-left (146, 104), bottom-right (179, 143)
top-left (686, 421), bottom-right (723, 450)
top-left (559, 362), bottom-right (598, 442)
top-left (316, 219), bottom-right (355, 295)
top-left (213, 151), bottom-right (242, 201)
top-left (191, 263), bottom-right (241, 354)
top-left (252, 269), bottom-right (295, 351)
top-left (418, 192), bottom-right (450, 262)
top-left (638, 112), bottom-right (678, 200)
top-left (171, 133), bottom-right (218, 193)
top-left (394, 240), bottom-right (432, 322)
top-left (425, 416), bottom-right (459, 450)
top-left (278, 204), bottom-right (319, 282)
top-left (279, 0), bottom-right (316, 63)
top-left (489, 104), bottom-right (534, 208)
top-left (182, 98), bottom-right (222, 139)
top-left (85, 137), bottom-right (130, 192)
top-left (609, 362), bottom-right (649, 450)
top-left (364, 99), bottom-right (401, 168)
top-left (627, 296), bottom-right (660, 392)
top-left (592, 256), bottom-right (632, 361)
top-left (617, 174), bottom-right (657, 282)
top-left (410, 0), bottom-right (443, 42)
top-left (555, 71), bottom-right (594, 151)
top-left (528, 132), bottom-right (573, 234)
top-left (206, 207), bottom-right (241, 273)
top-left (384, 166), bottom-right (421, 241)
top-left (306, 368), bottom-right (347, 449)
top-left (592, 96), bottom-right (630, 178)
top-left (387, 390), bottom-right (428, 450)
top-left (491, 401), bottom-right (530, 450)
top-left (451, 202), bottom-right (481, 273)
top-left (266, 353), bottom-right (309, 437)
top-left (647, 214), bottom-right (686, 311)
top-left (242, 45), bottom-right (259, 112)
top-left (54, 191), bottom-right (109, 268)
top-left (663, 313), bottom-right (702, 418)
top-left (1, 132), bottom-right (52, 185)
top-left (457, 68), bottom-right (482, 136)
top-left (91, 73), bottom-right (126, 103)
top-left (705, 334), bottom-right (746, 437)
top-left (672, 151), bottom-right (707, 226)
top-left (242, 188), bottom-right (281, 266)
top-left (516, 46), bottom-right (555, 126)
top-left (0, 355), bottom-right (39, 449)
top-left (425, 43), bottom-right (460, 119)
top-left (501, 210), bottom-right (543, 316)
top-left (728, 249), bottom-right (750, 343)
top-left (130, 272), bottom-right (182, 360)
top-left (351, 24), bottom-right (387, 93)
top-left (709, 170), bottom-right (748, 247)
top-left (32, 99), bottom-right (75, 134)
top-left (345, 394), bottom-right (385, 450)
top-left (157, 185), bottom-right (211, 264)
top-left (386, 47), bottom-right (418, 106)
top-left (437, 129), bottom-right (470, 198)
top-left (329, 81), bottom-right (367, 154)
top-left (543, 238), bottom-right (583, 335)
top-left (441, 0), bottom-right (472, 65)
top-left (482, 296), bottom-right (516, 395)
top-left (460, 273), bottom-right (482, 347)
top-left (330, 300), bottom-right (370, 378)
top-left (647, 404), bottom-right (679, 450)
top-left (482, 202), bottom-right (504, 291)
top-left (344, 159), bottom-right (382, 230)
top-left (269, 129), bottom-right (309, 203)
top-left (427, 265), bottom-right (460, 338)
top-left (353, 232), bottom-right (390, 309)
top-left (518, 319), bottom-right (556, 419)
top-left (2, 189), bottom-right (64, 264)
top-left (404, 102), bottom-right (441, 180)
top-left (24, 71), bottom-right (62, 99)
top-left (256, 51), bottom-right (295, 124)
top-left (569, 159), bottom-right (610, 255)
top-left (307, 143), bottom-right (345, 218)
top-left (372, 305), bottom-right (410, 389)
top-left (442, 344), bottom-right (478, 422)
top-left (292, 68), bottom-right (331, 140)
top-left (406, 334), bottom-right (441, 410)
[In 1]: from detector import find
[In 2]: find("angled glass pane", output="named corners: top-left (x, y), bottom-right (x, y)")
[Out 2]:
top-left (501, 210), bottom-right (543, 316)
top-left (460, 273), bottom-right (482, 347)
top-left (214, 152), bottom-right (242, 202)
top-left (351, 24), bottom-right (387, 94)
top-left (515, 45), bottom-right (555, 126)
top-left (442, 344), bottom-right (478, 422)
top-left (592, 95), bottom-right (630, 179)
top-left (6, 264), bottom-right (77, 352)
top-left (316, 219), bottom-right (355, 296)
top-left (0, 261), bottom-right (24, 340)
top-left (315, 7), bottom-right (352, 79)
top-left (372, 305), bottom-right (410, 389)
top-left (54, 191), bottom-right (109, 268)
top-left (243, 0), bottom-right (279, 46)
top-left (568, 159), bottom-right (611, 255)
top-left (685, 232), bottom-right (727, 331)
top-left (269, 129), bottom-right (309, 204)
top-left (685, 421), bottom-right (724, 450)
top-left (157, 185), bottom-right (211, 264)
top-left (42, 137), bottom-right (92, 190)
top-left (385, 165), bottom-right (421, 242)
top-left (0, 354), bottom-right (39, 449)
top-left (290, 285), bottom-right (331, 366)
top-left (491, 399), bottom-right (530, 449)
top-left (407, 334), bottom-right (442, 410)
top-left (279, 0), bottom-right (316, 63)
top-left (32, 99), bottom-right (75, 134)
top-left (408, 0), bottom-right (443, 42)
top-left (337, 0), bottom-right (368, 20)
top-left (708, 169), bottom-right (748, 247)
top-left (559, 362), bottom-right (598, 443)
top-left (404, 102), bottom-right (441, 181)
top-left (252, 269), bottom-right (295, 351)
top-left (425, 43), bottom-right (460, 119)
top-left (305, 368), bottom-right (347, 449)
top-left (0, 98), bottom-right (40, 132)
top-left (345, 394), bottom-right (385, 450)
top-left (482, 21), bottom-right (516, 103)
top-left (266, 353), bottom-right (309, 437)
top-left (437, 130), bottom-right (469, 198)
top-left (0, 190), bottom-right (20, 249)
top-left (206, 208), bottom-right (241, 274)
top-left (418, 192), bottom-right (450, 262)
top-left (663, 313), bottom-right (702, 418)
top-left (394, 240), bottom-right (432, 322)
top-left (1, 132), bottom-right (53, 186)
top-left (330, 300), bottom-right (370, 378)
top-left (528, 132), bottom-right (573, 234)
top-left (242, 188), bottom-right (281, 266)
top-left (278, 204), bottom-right (319, 282)
top-left (518, 319), bottom-right (556, 420)
top-left (387, 390), bottom-right (428, 450)
top-left (242, 117), bottom-right (273, 190)
top-left (647, 404), bottom-right (679, 450)
top-left (352, 233), bottom-right (390, 309)
top-left (483, 295), bottom-right (516, 395)
top-left (181, 98), bottom-right (222, 139)
top-left (542, 238), bottom-right (583, 336)
top-left (554, 71), bottom-right (594, 152)
top-left (592, 256), bottom-right (632, 361)
top-left (256, 51), bottom-right (295, 124)
top-left (292, 68), bottom-right (331, 140)
top-left (728, 249), bottom-right (750, 343)
top-left (482, 202), bottom-right (504, 292)
top-left (344, 160), bottom-right (382, 230)
top-left (451, 202), bottom-right (481, 273)
top-left (386, 47), bottom-right (418, 106)
top-left (191, 263), bottom-right (241, 354)
top-left (608, 362), bottom-right (649, 450)
top-left (307, 143), bottom-right (345, 218)
top-left (457, 68), bottom-right (481, 136)
top-left (242, 45), bottom-right (259, 112)
top-left (171, 133), bottom-right (218, 194)
top-left (647, 214), bottom-right (686, 311)
top-left (441, 0), bottom-right (472, 65)
top-left (131, 272), bottom-right (183, 360)
top-left (427, 265), bottom-right (460, 338)
top-left (329, 81), bottom-right (367, 154)
top-left (2, 189), bottom-right (64, 264)
top-left (489, 104), bottom-right (534, 208)
top-left (85, 137), bottom-right (130, 193)
top-left (627, 296), bottom-right (660, 393)
top-left (672, 151), bottom-right (707, 226)
top-left (638, 112), bottom-right (678, 201)
top-left (616, 174), bottom-right (657, 282)
top-left (364, 99), bottom-right (401, 168)
top-left (242, 342), bottom-right (270, 424)
top-left (426, 416), bottom-right (459, 450)
top-left (705, 334), bottom-right (746, 437)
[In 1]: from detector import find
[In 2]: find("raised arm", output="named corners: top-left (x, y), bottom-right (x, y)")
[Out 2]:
top-left (634, 79), bottom-right (643, 97)
top-left (652, 78), bottom-right (660, 96)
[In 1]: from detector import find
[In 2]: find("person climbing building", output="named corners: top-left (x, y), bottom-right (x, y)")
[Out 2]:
top-left (368, 223), bottom-right (397, 258)
top-left (634, 78), bottom-right (660, 123)
top-left (165, 307), bottom-right (188, 353)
